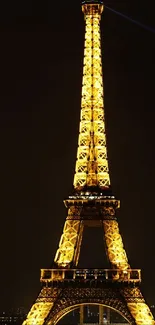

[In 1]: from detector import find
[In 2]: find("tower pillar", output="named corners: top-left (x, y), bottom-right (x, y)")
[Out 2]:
top-left (99, 305), bottom-right (104, 325)
top-left (80, 305), bottom-right (84, 325)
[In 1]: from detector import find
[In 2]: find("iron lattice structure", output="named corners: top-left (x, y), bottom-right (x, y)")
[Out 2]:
top-left (22, 1), bottom-right (155, 325)
top-left (74, 2), bottom-right (110, 189)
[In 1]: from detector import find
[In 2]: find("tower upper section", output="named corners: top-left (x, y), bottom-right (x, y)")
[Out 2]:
top-left (73, 1), bottom-right (110, 191)
top-left (82, 1), bottom-right (104, 15)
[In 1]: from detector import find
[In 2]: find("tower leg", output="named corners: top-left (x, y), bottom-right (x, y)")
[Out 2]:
top-left (22, 287), bottom-right (61, 325)
top-left (54, 206), bottom-right (84, 267)
top-left (103, 219), bottom-right (129, 270)
top-left (121, 287), bottom-right (155, 325)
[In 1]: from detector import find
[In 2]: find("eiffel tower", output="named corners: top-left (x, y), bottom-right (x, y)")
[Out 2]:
top-left (23, 1), bottom-right (155, 325)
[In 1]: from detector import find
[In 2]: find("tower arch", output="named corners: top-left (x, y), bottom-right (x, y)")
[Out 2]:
top-left (45, 290), bottom-right (134, 325)
top-left (47, 303), bottom-right (132, 325)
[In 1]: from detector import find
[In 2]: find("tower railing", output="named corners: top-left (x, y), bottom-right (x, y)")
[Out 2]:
top-left (40, 268), bottom-right (141, 283)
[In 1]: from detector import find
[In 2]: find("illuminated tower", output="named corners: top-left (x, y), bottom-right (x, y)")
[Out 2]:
top-left (22, 1), bottom-right (155, 324)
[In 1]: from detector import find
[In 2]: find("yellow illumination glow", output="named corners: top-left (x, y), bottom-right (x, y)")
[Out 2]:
top-left (123, 288), bottom-right (155, 324)
top-left (22, 3), bottom-right (155, 325)
top-left (74, 7), bottom-right (110, 190)
top-left (54, 213), bottom-right (84, 267)
top-left (22, 302), bottom-right (53, 325)
top-left (103, 220), bottom-right (129, 270)
top-left (128, 303), bottom-right (154, 325)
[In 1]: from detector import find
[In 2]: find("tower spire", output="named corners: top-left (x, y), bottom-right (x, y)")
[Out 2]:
top-left (74, 0), bottom-right (110, 191)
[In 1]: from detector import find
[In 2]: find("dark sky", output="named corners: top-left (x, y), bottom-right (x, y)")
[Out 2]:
top-left (0, 0), bottom-right (155, 313)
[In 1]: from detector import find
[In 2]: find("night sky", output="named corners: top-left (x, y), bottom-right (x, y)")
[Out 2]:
top-left (0, 0), bottom-right (155, 313)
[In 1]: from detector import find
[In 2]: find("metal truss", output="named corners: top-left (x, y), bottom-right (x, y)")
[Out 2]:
top-left (103, 219), bottom-right (129, 270)
top-left (23, 284), bottom-right (155, 325)
top-left (22, 288), bottom-right (59, 325)
top-left (22, 302), bottom-right (52, 325)
top-left (44, 287), bottom-right (135, 325)
top-left (74, 3), bottom-right (110, 190)
top-left (54, 206), bottom-right (84, 267)
top-left (122, 287), bottom-right (155, 324)
top-left (22, 2), bottom-right (155, 325)
top-left (52, 194), bottom-right (155, 324)
top-left (54, 196), bottom-right (129, 271)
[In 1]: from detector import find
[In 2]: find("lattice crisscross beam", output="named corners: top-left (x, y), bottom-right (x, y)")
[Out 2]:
top-left (74, 3), bottom-right (110, 190)
top-left (22, 302), bottom-right (53, 325)
top-left (54, 208), bottom-right (84, 267)
top-left (103, 220), bottom-right (129, 270)
top-left (122, 287), bottom-right (155, 325)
